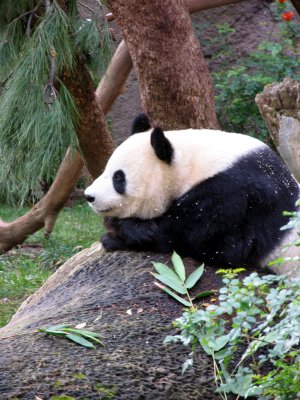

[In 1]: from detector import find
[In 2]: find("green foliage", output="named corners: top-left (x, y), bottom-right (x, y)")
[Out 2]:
top-left (39, 323), bottom-right (103, 349)
top-left (196, 1), bottom-right (300, 142)
top-left (269, 199), bottom-right (300, 268)
top-left (152, 252), bottom-right (213, 307)
top-left (166, 270), bottom-right (300, 399)
top-left (165, 204), bottom-right (300, 398)
top-left (0, 1), bottom-right (112, 204)
top-left (0, 203), bottom-right (105, 327)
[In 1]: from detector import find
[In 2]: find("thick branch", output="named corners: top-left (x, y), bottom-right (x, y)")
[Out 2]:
top-left (96, 40), bottom-right (133, 114)
top-left (0, 150), bottom-right (84, 252)
top-left (291, 0), bottom-right (300, 15)
top-left (187, 0), bottom-right (247, 13)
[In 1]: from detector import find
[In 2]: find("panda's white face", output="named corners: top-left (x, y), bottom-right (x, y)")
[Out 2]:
top-left (85, 126), bottom-right (265, 220)
top-left (84, 131), bottom-right (177, 219)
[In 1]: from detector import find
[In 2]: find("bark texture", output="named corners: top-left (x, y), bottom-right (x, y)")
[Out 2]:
top-left (256, 78), bottom-right (300, 182)
top-left (0, 245), bottom-right (259, 399)
top-left (61, 57), bottom-right (114, 179)
top-left (108, 0), bottom-right (219, 130)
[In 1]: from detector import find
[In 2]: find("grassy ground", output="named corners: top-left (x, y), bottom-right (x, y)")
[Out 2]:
top-left (0, 203), bottom-right (104, 327)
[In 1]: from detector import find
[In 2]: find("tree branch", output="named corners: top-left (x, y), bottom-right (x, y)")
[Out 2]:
top-left (106, 0), bottom-right (248, 20)
top-left (291, 0), bottom-right (300, 16)
top-left (186, 0), bottom-right (247, 13)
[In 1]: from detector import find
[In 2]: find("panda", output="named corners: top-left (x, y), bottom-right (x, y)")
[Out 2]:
top-left (85, 114), bottom-right (300, 274)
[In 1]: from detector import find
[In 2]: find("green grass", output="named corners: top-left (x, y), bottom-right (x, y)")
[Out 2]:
top-left (0, 203), bottom-right (104, 327)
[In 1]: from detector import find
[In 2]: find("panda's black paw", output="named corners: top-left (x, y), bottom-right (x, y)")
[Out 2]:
top-left (101, 234), bottom-right (127, 251)
top-left (103, 217), bottom-right (121, 239)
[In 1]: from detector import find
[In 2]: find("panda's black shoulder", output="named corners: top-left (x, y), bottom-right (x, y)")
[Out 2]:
top-left (131, 113), bottom-right (151, 134)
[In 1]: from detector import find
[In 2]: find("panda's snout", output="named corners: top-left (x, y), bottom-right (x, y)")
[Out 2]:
top-left (84, 193), bottom-right (95, 203)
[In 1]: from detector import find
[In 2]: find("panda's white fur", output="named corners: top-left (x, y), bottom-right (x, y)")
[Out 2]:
top-left (86, 128), bottom-right (265, 219)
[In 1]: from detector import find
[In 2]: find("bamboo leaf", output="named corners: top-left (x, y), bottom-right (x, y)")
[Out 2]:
top-left (192, 290), bottom-right (215, 300)
top-left (185, 264), bottom-right (204, 289)
top-left (64, 329), bottom-right (104, 345)
top-left (152, 272), bottom-right (186, 294)
top-left (171, 251), bottom-right (186, 282)
top-left (152, 262), bottom-right (181, 282)
top-left (42, 324), bottom-right (71, 331)
top-left (66, 333), bottom-right (95, 349)
top-left (63, 328), bottom-right (102, 338)
top-left (38, 329), bottom-right (67, 336)
top-left (154, 282), bottom-right (192, 307)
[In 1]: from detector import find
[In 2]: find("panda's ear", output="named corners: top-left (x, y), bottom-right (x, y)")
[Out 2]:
top-left (131, 113), bottom-right (151, 134)
top-left (150, 127), bottom-right (173, 164)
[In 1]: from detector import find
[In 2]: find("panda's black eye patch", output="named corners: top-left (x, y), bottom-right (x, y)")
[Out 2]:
top-left (113, 170), bottom-right (126, 194)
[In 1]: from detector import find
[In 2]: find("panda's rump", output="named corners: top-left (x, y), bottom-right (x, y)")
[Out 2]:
top-left (161, 146), bottom-right (299, 267)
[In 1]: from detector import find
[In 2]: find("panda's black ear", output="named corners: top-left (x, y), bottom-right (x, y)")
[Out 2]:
top-left (131, 113), bottom-right (151, 134)
top-left (150, 127), bottom-right (173, 164)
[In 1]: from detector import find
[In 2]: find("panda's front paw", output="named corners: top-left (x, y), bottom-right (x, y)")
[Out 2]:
top-left (103, 217), bottom-right (121, 239)
top-left (101, 234), bottom-right (127, 251)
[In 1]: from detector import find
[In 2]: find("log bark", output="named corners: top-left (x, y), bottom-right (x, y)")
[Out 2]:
top-left (0, 245), bottom-right (257, 398)
top-left (0, 40), bottom-right (133, 253)
top-left (255, 78), bottom-right (300, 182)
top-left (108, 0), bottom-right (219, 130)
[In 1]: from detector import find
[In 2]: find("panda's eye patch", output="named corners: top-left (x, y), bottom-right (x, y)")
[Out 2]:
top-left (113, 169), bottom-right (126, 194)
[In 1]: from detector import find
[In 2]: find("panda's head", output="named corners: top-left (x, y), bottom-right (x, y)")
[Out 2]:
top-left (84, 115), bottom-right (176, 219)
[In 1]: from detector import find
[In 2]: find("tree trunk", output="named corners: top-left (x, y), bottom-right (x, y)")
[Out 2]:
top-left (0, 41), bottom-right (132, 253)
top-left (61, 57), bottom-right (114, 179)
top-left (255, 78), bottom-right (300, 182)
top-left (108, 0), bottom-right (219, 130)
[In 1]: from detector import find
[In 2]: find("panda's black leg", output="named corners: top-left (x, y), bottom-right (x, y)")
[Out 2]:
top-left (101, 234), bottom-right (129, 251)
top-left (102, 217), bottom-right (174, 253)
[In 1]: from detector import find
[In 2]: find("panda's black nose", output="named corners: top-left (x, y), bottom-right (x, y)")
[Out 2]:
top-left (85, 194), bottom-right (95, 203)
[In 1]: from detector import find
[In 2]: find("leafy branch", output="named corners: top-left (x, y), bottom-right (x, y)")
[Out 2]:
top-left (39, 323), bottom-right (104, 349)
top-left (152, 251), bottom-right (213, 307)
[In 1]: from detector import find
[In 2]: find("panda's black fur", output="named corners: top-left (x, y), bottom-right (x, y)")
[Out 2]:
top-left (87, 114), bottom-right (300, 268)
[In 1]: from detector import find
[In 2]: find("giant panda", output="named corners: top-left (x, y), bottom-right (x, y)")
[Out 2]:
top-left (85, 114), bottom-right (300, 274)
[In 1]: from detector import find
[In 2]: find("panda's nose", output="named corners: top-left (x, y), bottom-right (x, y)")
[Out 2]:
top-left (85, 194), bottom-right (95, 203)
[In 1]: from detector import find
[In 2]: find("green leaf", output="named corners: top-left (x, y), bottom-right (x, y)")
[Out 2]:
top-left (192, 290), bottom-right (215, 300)
top-left (64, 328), bottom-right (102, 338)
top-left (211, 334), bottom-right (230, 351)
top-left (66, 333), bottom-right (95, 349)
top-left (39, 329), bottom-right (68, 336)
top-left (185, 264), bottom-right (204, 289)
top-left (152, 272), bottom-right (186, 294)
top-left (152, 262), bottom-right (181, 282)
top-left (154, 282), bottom-right (192, 307)
top-left (42, 324), bottom-right (71, 331)
top-left (171, 251), bottom-right (186, 282)
top-left (64, 329), bottom-right (104, 345)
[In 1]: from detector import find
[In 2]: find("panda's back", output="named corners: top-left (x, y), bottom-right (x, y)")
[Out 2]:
top-left (162, 129), bottom-right (268, 196)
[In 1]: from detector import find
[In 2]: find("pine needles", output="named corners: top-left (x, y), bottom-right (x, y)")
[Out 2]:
top-left (0, 0), bottom-right (112, 204)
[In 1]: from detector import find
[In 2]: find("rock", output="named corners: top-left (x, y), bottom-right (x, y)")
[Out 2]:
top-left (0, 244), bottom-right (226, 399)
